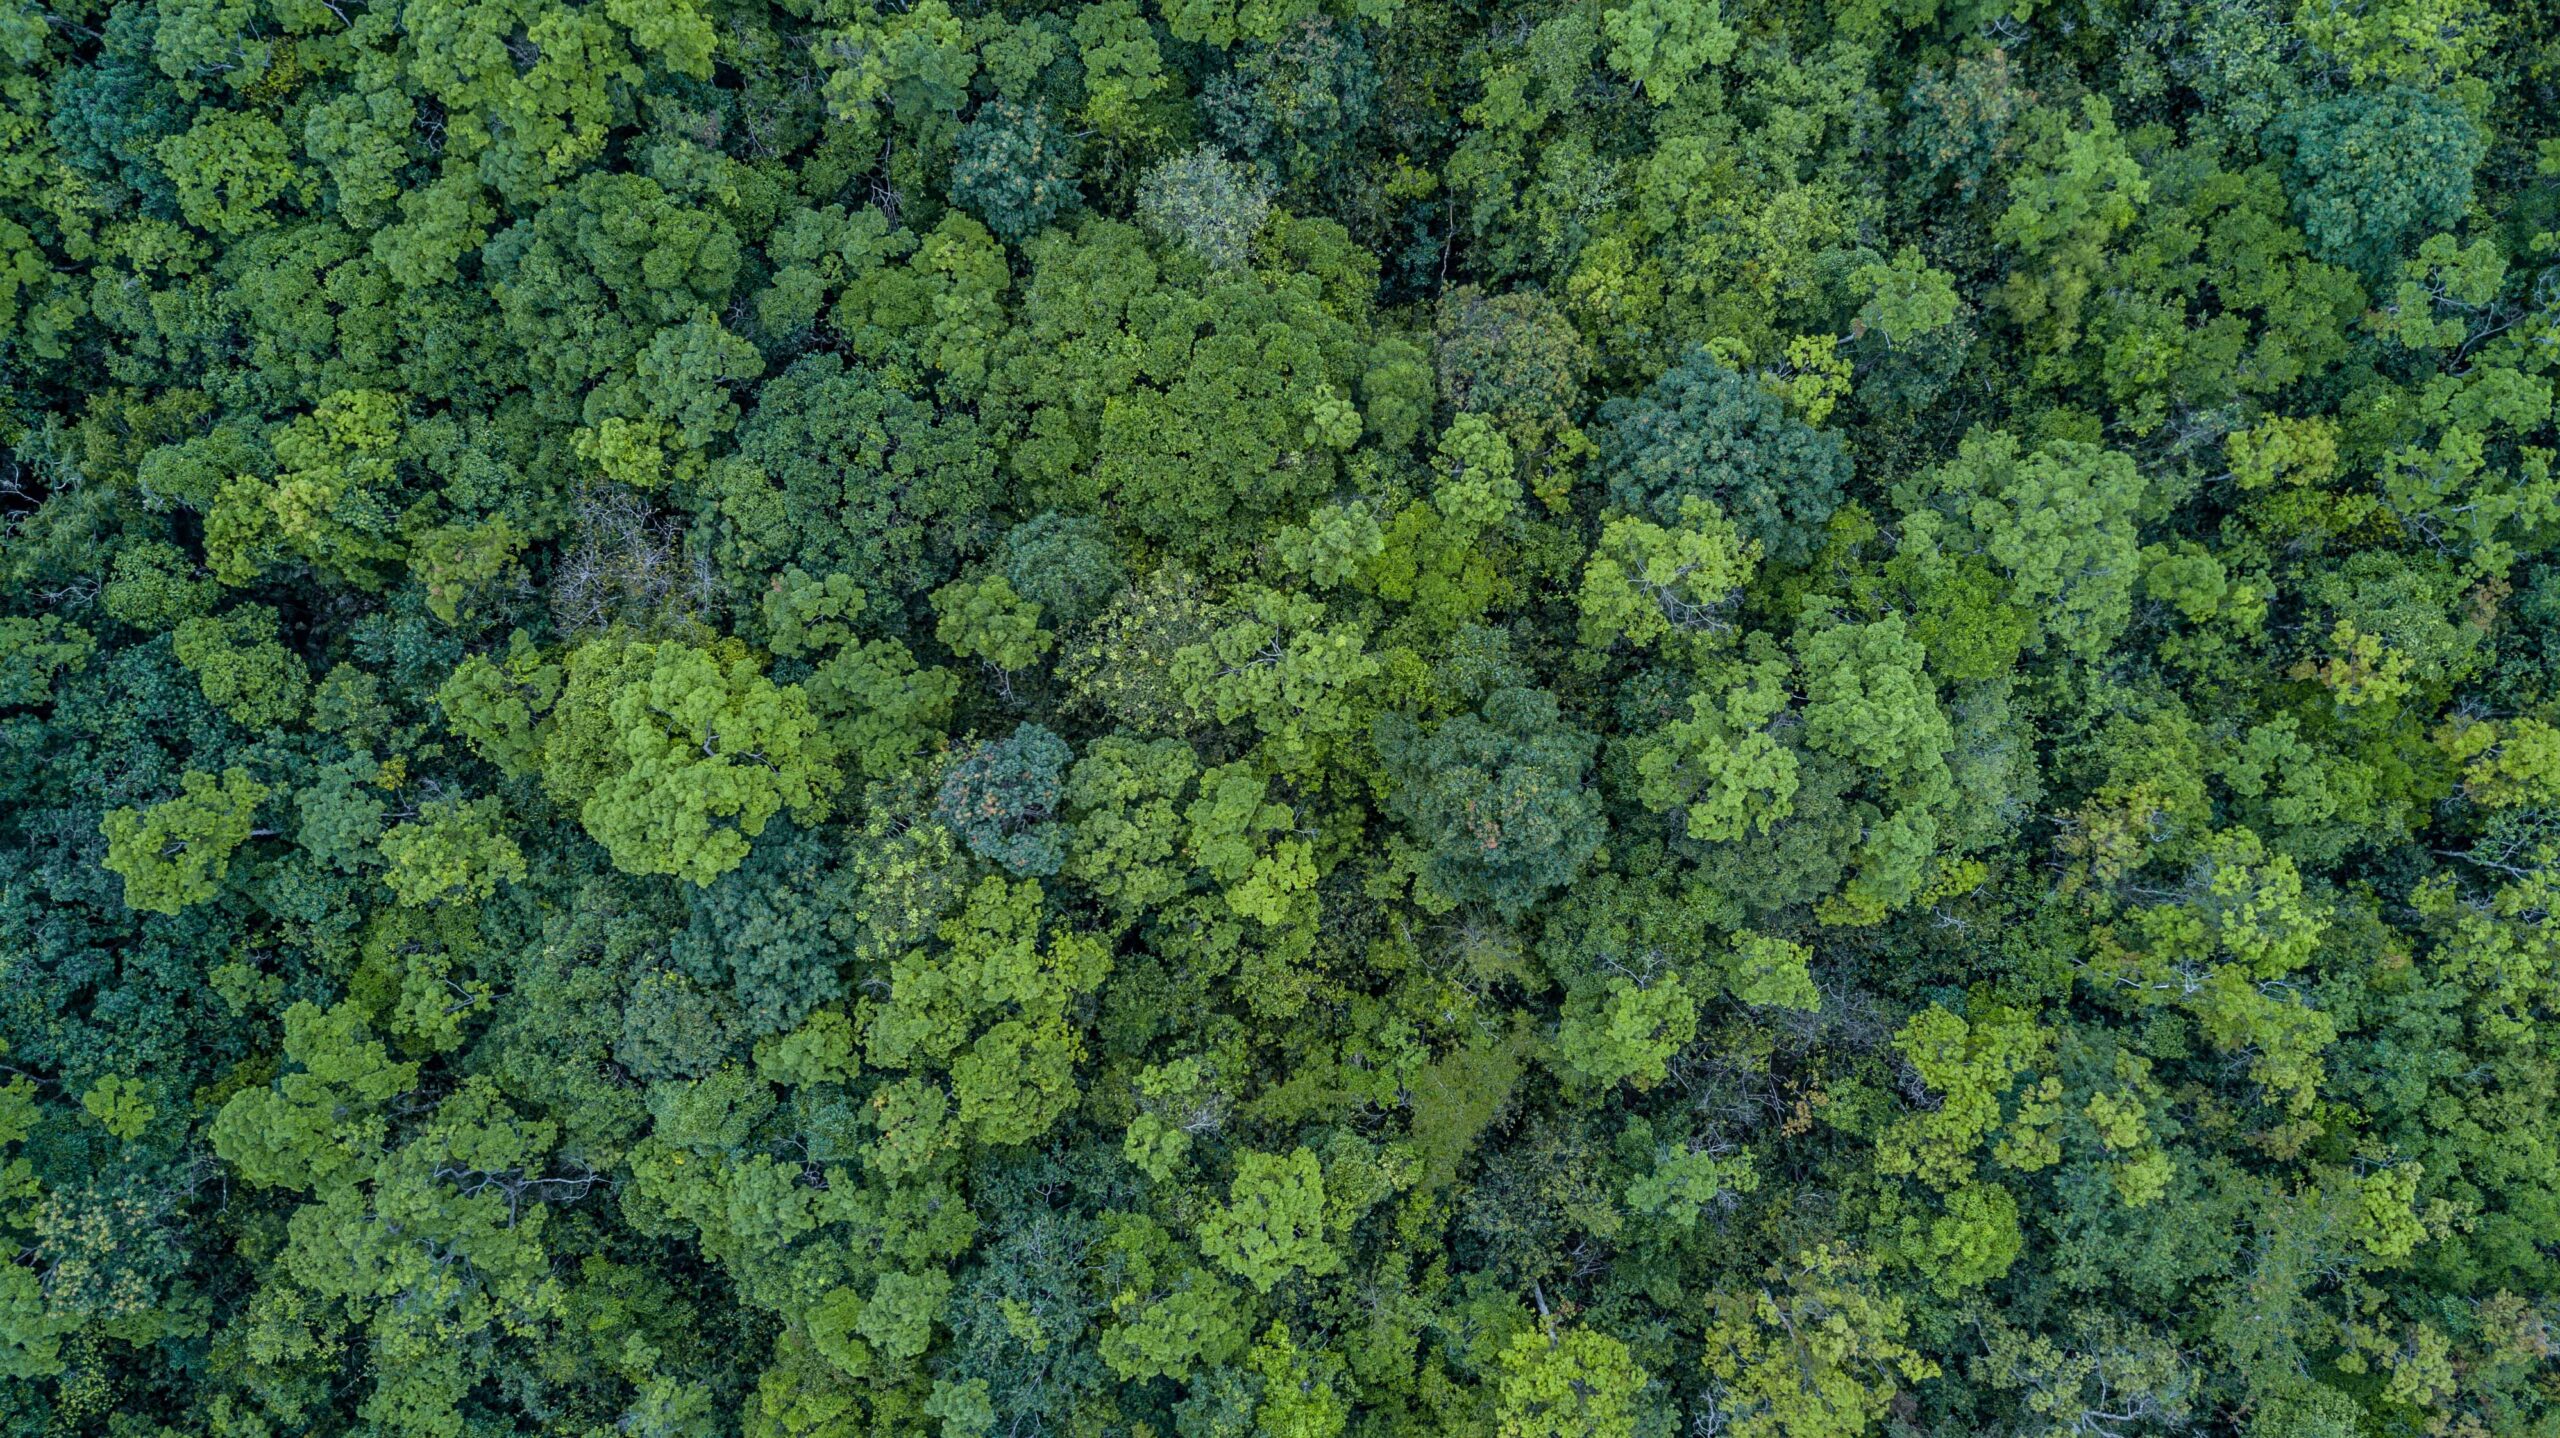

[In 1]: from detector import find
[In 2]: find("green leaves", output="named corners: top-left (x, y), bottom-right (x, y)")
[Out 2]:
top-left (1885, 1179), bottom-right (2024, 1296)
top-left (1724, 931), bottom-right (1819, 1010)
top-left (1199, 1148), bottom-right (1340, 1294)
top-left (761, 567), bottom-right (868, 661)
top-left (934, 724), bottom-right (1072, 876)
top-left (1994, 97), bottom-right (2149, 356)
top-left (1699, 1245), bottom-right (1937, 1438)
top-left (1172, 587), bottom-right (1382, 768)
top-left (817, 0), bottom-right (978, 133)
top-left (78, 1075), bottom-right (154, 1141)
top-left (604, 0), bottom-right (715, 77)
top-left (1063, 735), bottom-right (1199, 914)
top-left (865, 877), bottom-right (1108, 1145)
top-left (1633, 654), bottom-right (1798, 842)
top-left (1601, 0), bottom-right (1736, 103)
top-left (1100, 1272), bottom-right (1250, 1382)
top-left (0, 616), bottom-right (92, 707)
top-left (858, 1270), bottom-right (952, 1361)
top-left (379, 796), bottom-right (527, 906)
top-left (1904, 429), bottom-right (2148, 662)
top-left (172, 605), bottom-right (310, 729)
top-left (1599, 350), bottom-right (1851, 567)
top-left (1495, 1326), bottom-right (1650, 1438)
top-left (718, 353), bottom-right (998, 604)
top-left (993, 221), bottom-right (1375, 557)
top-left (156, 110), bottom-right (303, 235)
top-left (19, 3), bottom-right (2560, 1432)
top-left (1557, 971), bottom-right (1697, 1089)
top-left (1800, 616), bottom-right (1947, 776)
top-left (542, 637), bottom-right (839, 885)
top-left (1138, 146), bottom-right (1275, 270)
top-left (209, 1001), bottom-right (418, 1192)
top-left (2275, 87), bottom-right (2485, 278)
top-left (1627, 1144), bottom-right (1758, 1228)
top-left (1182, 763), bottom-right (1307, 927)
top-left (437, 632), bottom-right (564, 778)
top-left (1071, 0), bottom-right (1168, 134)
top-left (806, 637), bottom-right (958, 781)
top-left (933, 573), bottom-right (1053, 674)
top-left (1377, 686), bottom-right (1604, 919)
top-left (205, 390), bottom-right (409, 591)
top-left (101, 767), bottom-right (269, 915)
top-left (486, 171), bottom-right (739, 407)
top-left (951, 101), bottom-right (1081, 243)
top-left (1850, 247), bottom-right (1962, 347)
top-left (1877, 1003), bottom-right (2050, 1191)
top-left (578, 314), bottom-right (765, 487)
top-left (2102, 827), bottom-right (2339, 1114)
top-left (1577, 498), bottom-right (1757, 660)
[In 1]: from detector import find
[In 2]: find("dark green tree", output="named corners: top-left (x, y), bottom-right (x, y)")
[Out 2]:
top-left (1598, 350), bottom-right (1852, 566)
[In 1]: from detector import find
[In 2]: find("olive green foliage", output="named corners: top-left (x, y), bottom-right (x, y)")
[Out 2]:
top-left (172, 605), bottom-right (310, 729)
top-left (10, 2), bottom-right (2560, 1436)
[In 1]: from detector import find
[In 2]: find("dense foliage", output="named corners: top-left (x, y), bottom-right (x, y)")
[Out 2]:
top-left (3, 0), bottom-right (2560, 1434)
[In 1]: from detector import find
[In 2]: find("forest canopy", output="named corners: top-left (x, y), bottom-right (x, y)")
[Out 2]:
top-left (2, 0), bottom-right (2559, 1435)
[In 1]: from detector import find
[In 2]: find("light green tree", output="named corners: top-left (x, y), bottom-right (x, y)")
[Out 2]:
top-left (1200, 1148), bottom-right (1341, 1294)
top-left (1577, 498), bottom-right (1757, 661)
top-left (1634, 653), bottom-right (1799, 842)
top-left (101, 768), bottom-right (270, 915)
top-left (1700, 1245), bottom-right (1939, 1438)
top-left (934, 573), bottom-right (1053, 674)
top-left (1601, 0), bottom-right (1735, 103)
top-left (1558, 973), bottom-right (1698, 1089)
top-left (542, 637), bottom-right (839, 884)
top-left (1628, 1145), bottom-right (1759, 1229)
top-left (379, 796), bottom-right (528, 906)
top-left (172, 606), bottom-right (310, 730)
